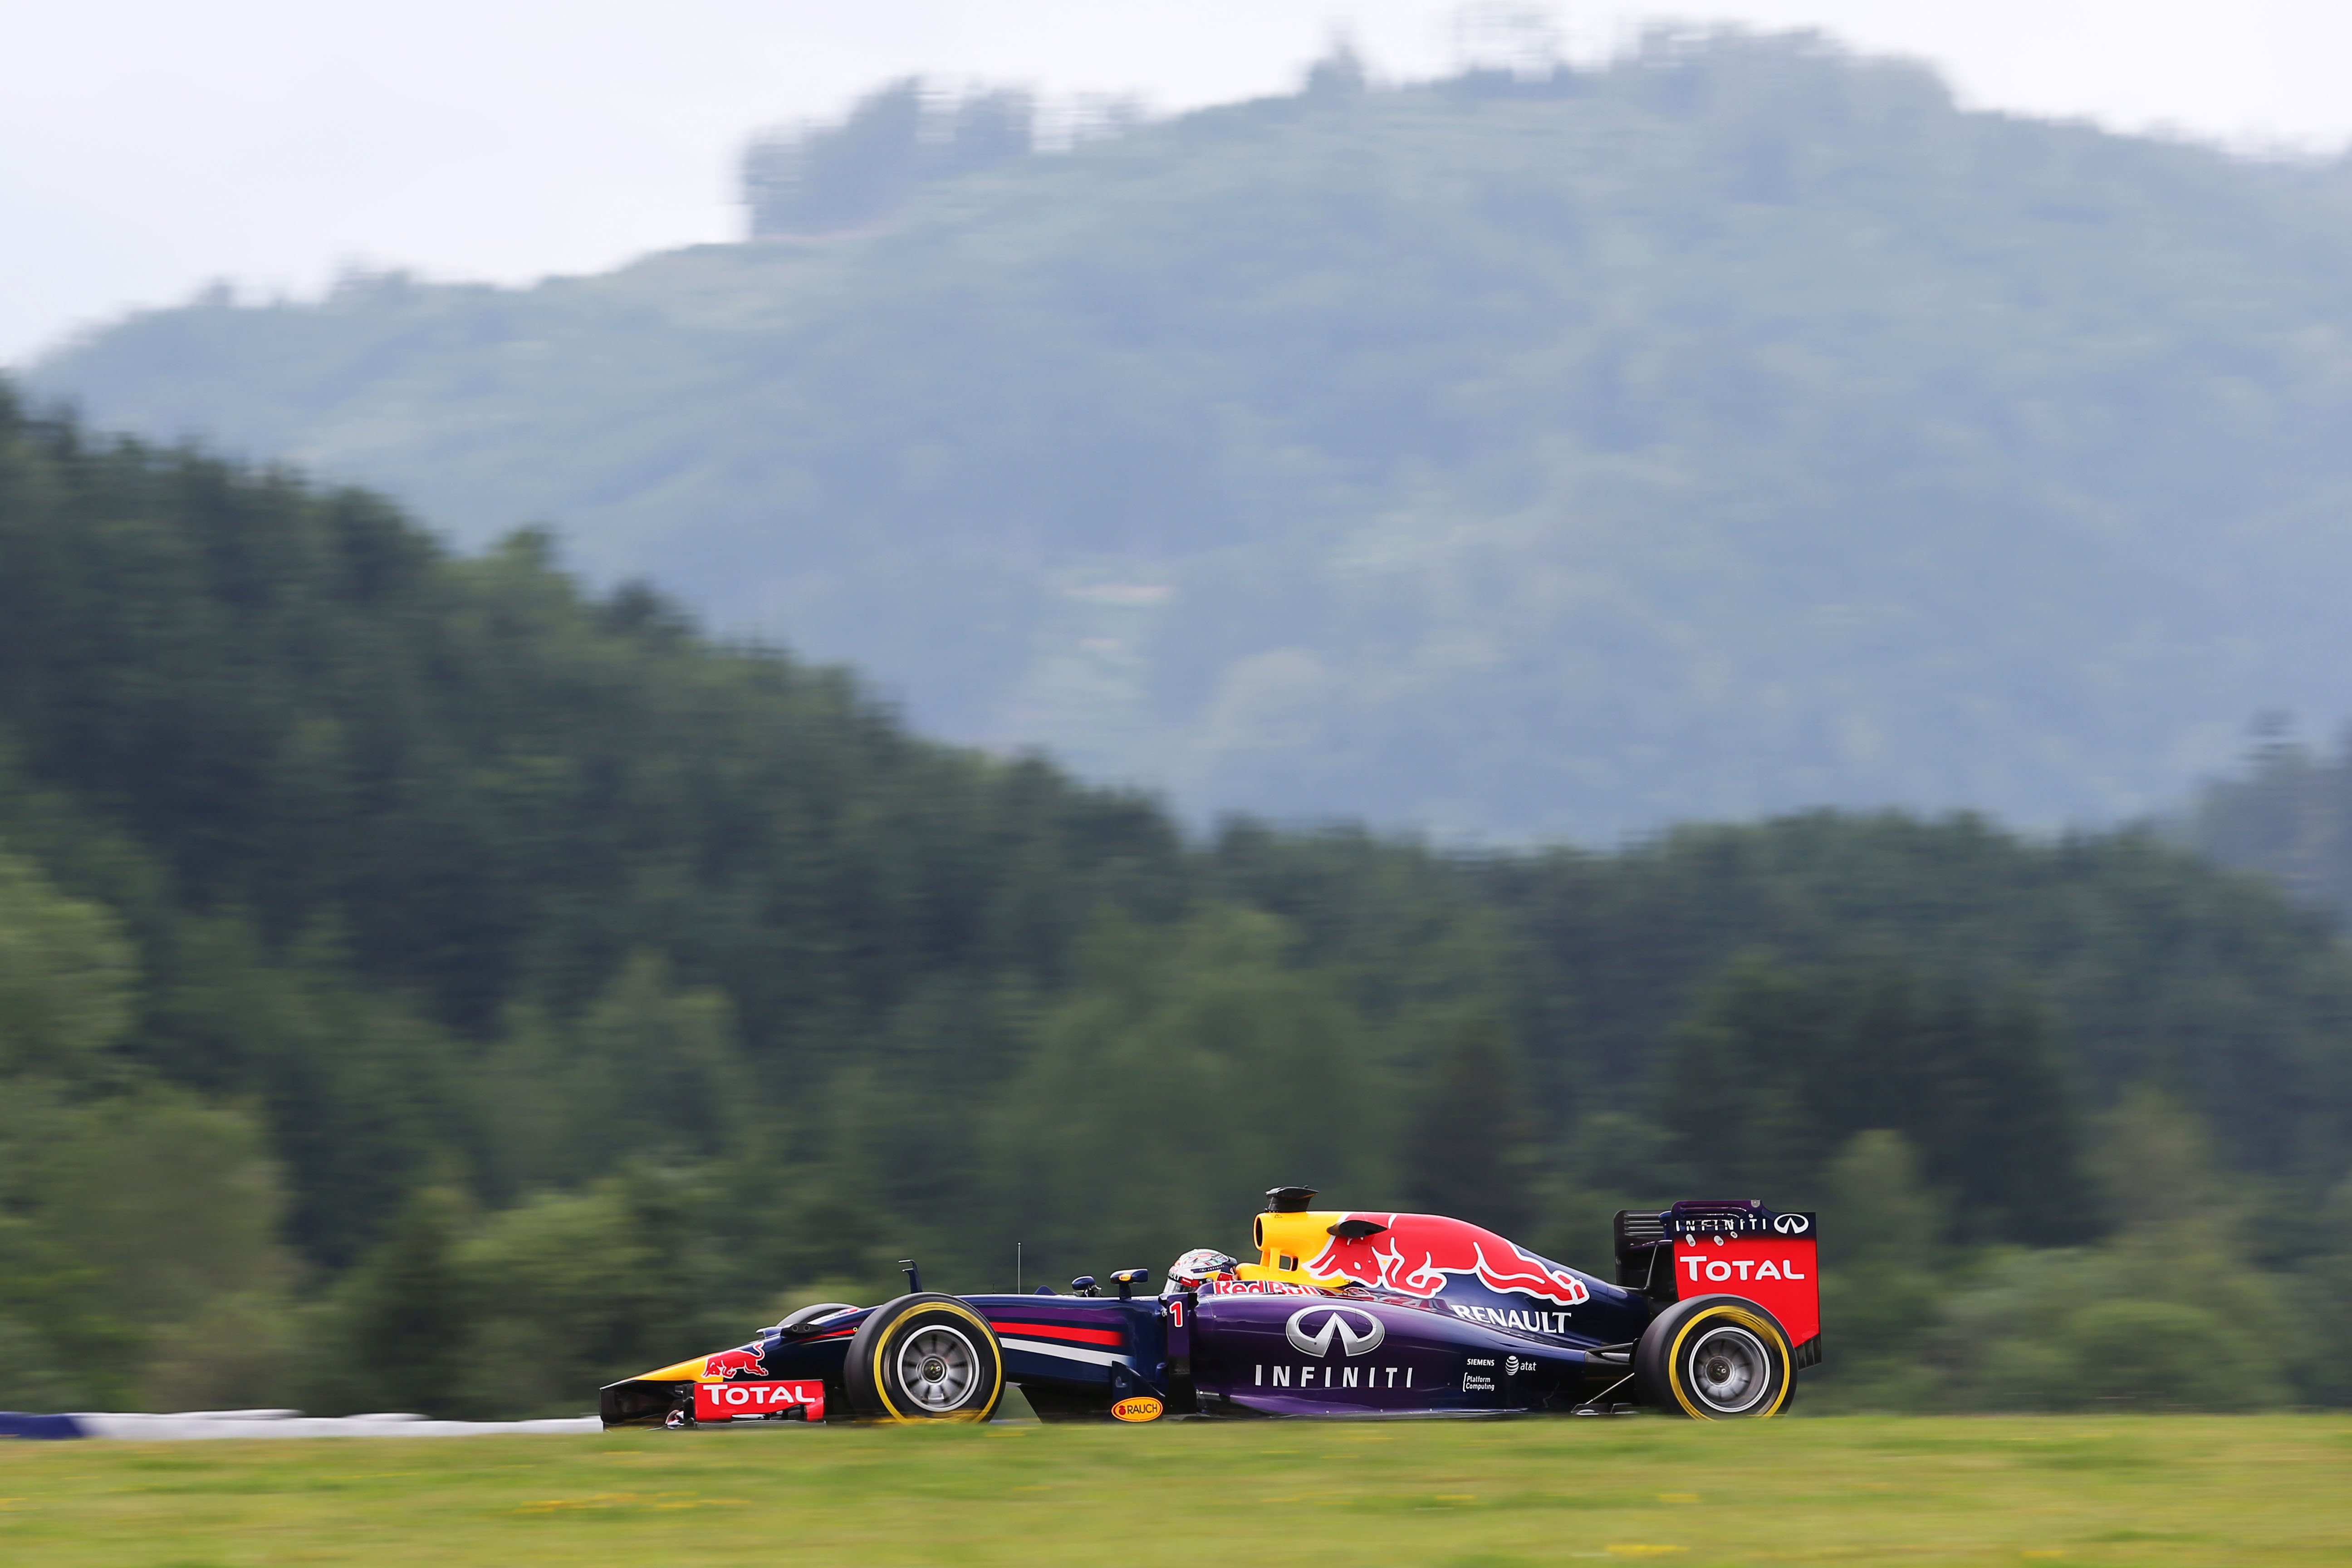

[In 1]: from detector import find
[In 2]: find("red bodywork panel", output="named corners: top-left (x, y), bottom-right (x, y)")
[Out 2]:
top-left (1673, 1236), bottom-right (1819, 1349)
top-left (695, 1380), bottom-right (825, 1420)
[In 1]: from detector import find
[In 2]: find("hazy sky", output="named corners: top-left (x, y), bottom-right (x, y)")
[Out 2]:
top-left (6, 0), bottom-right (2348, 366)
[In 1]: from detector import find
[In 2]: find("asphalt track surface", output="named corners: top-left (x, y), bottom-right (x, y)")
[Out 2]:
top-left (0, 1410), bottom-right (601, 1440)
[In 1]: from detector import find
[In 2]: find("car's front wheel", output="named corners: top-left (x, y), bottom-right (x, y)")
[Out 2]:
top-left (844, 1294), bottom-right (1006, 1422)
top-left (1635, 1295), bottom-right (1794, 1419)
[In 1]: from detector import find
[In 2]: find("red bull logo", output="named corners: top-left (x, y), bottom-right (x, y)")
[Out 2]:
top-left (1305, 1213), bottom-right (1591, 1308)
top-left (702, 1346), bottom-right (768, 1379)
top-left (1204, 1279), bottom-right (1324, 1298)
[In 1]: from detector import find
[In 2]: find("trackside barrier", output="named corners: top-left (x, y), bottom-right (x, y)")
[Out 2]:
top-left (2, 1410), bottom-right (600, 1440)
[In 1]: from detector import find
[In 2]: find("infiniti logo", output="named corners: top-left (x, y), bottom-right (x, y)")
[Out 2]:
top-left (1772, 1214), bottom-right (1811, 1235)
top-left (1284, 1305), bottom-right (1387, 1358)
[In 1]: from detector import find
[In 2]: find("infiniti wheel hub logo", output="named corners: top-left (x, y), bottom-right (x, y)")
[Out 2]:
top-left (1284, 1305), bottom-right (1386, 1357)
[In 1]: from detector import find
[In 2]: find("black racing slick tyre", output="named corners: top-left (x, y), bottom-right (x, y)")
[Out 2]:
top-left (844, 1294), bottom-right (1006, 1423)
top-left (1636, 1295), bottom-right (1795, 1419)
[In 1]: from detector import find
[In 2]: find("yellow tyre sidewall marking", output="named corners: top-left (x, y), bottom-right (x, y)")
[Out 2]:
top-left (871, 1300), bottom-right (1006, 1423)
top-left (1666, 1304), bottom-right (1791, 1420)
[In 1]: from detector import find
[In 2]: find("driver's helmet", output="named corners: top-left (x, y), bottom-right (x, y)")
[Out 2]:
top-left (1164, 1248), bottom-right (1240, 1293)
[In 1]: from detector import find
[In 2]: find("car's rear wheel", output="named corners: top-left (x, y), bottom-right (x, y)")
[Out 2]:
top-left (1636, 1295), bottom-right (1794, 1419)
top-left (844, 1294), bottom-right (1006, 1422)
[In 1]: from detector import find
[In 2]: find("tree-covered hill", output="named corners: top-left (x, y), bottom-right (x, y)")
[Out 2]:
top-left (30, 34), bottom-right (2352, 843)
top-left (6, 389), bottom-right (2352, 1412)
top-left (2186, 724), bottom-right (2352, 928)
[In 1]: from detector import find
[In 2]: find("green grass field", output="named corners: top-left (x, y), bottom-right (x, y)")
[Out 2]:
top-left (4, 1416), bottom-right (2348, 1566)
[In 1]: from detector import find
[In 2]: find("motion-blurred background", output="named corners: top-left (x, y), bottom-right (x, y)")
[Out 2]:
top-left (6, 0), bottom-right (2352, 1418)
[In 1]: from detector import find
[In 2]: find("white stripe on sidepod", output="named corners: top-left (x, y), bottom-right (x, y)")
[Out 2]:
top-left (998, 1337), bottom-right (1127, 1367)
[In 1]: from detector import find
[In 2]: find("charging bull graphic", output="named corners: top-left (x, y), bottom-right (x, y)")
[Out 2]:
top-left (1306, 1213), bottom-right (1591, 1308)
top-left (703, 1346), bottom-right (768, 1379)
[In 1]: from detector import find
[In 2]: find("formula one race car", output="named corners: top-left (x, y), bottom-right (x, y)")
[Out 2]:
top-left (601, 1188), bottom-right (1820, 1427)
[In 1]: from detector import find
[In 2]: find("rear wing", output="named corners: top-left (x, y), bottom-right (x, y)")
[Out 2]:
top-left (1615, 1199), bottom-right (1822, 1367)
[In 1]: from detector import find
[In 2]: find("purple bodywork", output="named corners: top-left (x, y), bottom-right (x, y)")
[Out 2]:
top-left (1181, 1258), bottom-right (1651, 1416)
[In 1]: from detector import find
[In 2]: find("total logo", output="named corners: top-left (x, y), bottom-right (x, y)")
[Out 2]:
top-left (1680, 1254), bottom-right (1807, 1284)
top-left (694, 1379), bottom-right (825, 1421)
top-left (1284, 1305), bottom-right (1386, 1357)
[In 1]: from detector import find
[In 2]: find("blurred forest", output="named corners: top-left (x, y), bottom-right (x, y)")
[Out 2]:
top-left (2187, 723), bottom-right (2352, 932)
top-left (5, 390), bottom-right (2352, 1416)
top-left (30, 33), bottom-right (2352, 843)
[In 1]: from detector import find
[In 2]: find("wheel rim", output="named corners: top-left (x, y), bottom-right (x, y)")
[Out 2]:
top-left (1684, 1323), bottom-right (1772, 1415)
top-left (895, 1324), bottom-right (981, 1412)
